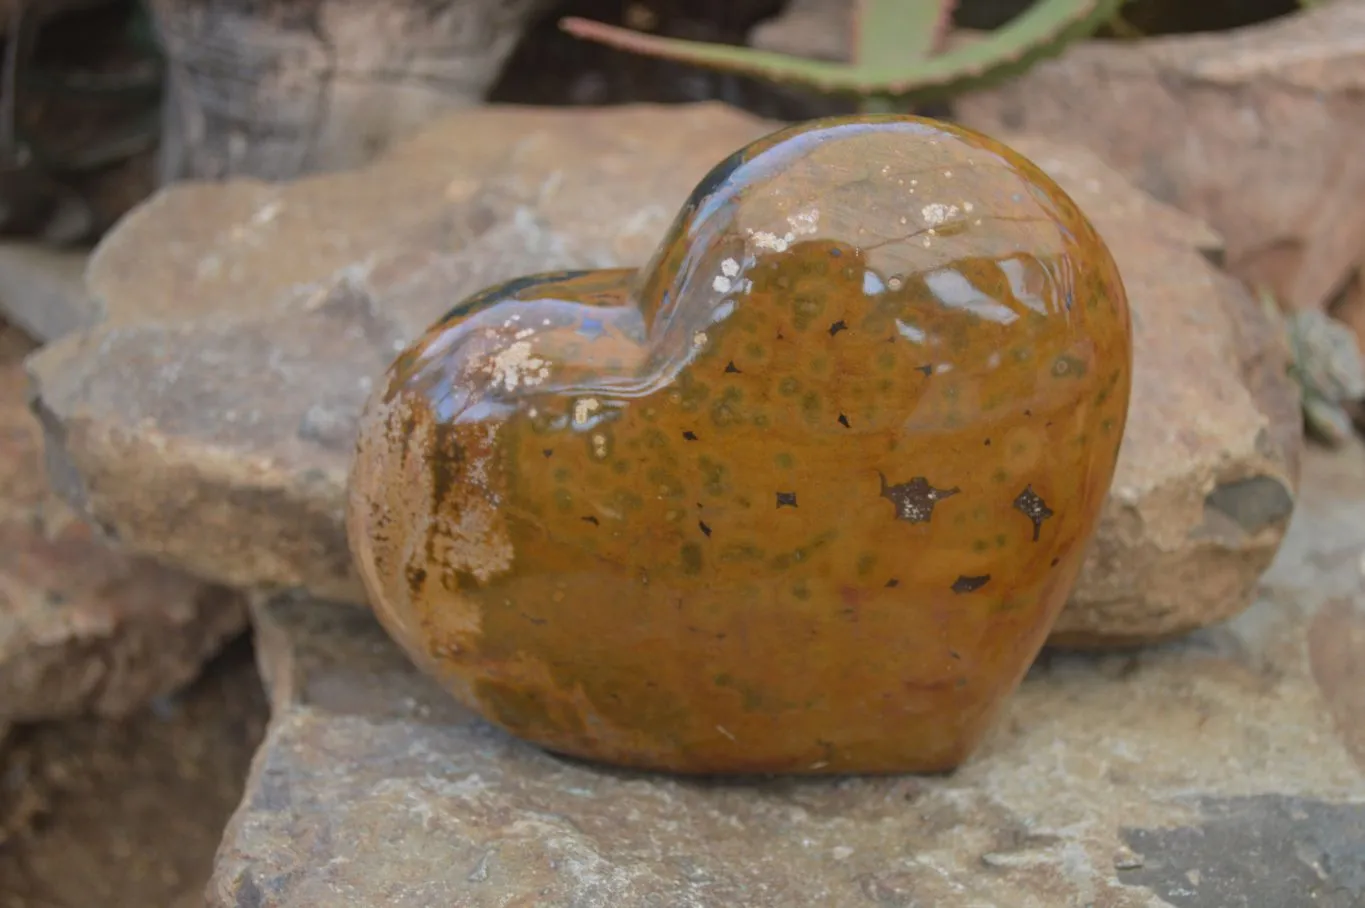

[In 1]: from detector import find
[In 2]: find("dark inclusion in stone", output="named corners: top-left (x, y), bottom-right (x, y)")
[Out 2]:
top-left (581, 515), bottom-right (600, 526)
top-left (878, 474), bottom-right (959, 524)
top-left (776, 491), bottom-right (798, 509)
top-left (725, 361), bottom-right (742, 374)
top-left (828, 320), bottom-right (848, 336)
top-left (699, 520), bottom-right (713, 537)
top-left (683, 430), bottom-right (698, 441)
top-left (838, 413), bottom-right (851, 428)
top-left (952, 574), bottom-right (990, 594)
top-left (1013, 485), bottom-right (1054, 541)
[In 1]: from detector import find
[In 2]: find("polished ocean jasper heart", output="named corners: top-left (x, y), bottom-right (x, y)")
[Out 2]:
top-left (346, 114), bottom-right (1133, 775)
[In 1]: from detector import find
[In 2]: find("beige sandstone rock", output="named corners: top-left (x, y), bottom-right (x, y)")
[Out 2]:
top-left (955, 0), bottom-right (1365, 314)
top-left (24, 102), bottom-right (1299, 646)
top-left (0, 320), bottom-right (246, 726)
top-left (208, 443), bottom-right (1365, 907)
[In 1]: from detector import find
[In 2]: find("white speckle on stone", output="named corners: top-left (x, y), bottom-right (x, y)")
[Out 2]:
top-left (573, 398), bottom-right (600, 425)
top-left (721, 257), bottom-right (740, 277)
top-left (693, 330), bottom-right (708, 348)
top-left (964, 201), bottom-right (975, 213)
top-left (922, 203), bottom-right (960, 226)
top-left (944, 170), bottom-right (953, 178)
top-left (888, 275), bottom-right (905, 292)
top-left (712, 275), bottom-right (733, 294)
top-left (716, 725), bottom-right (736, 741)
top-left (787, 208), bottom-right (819, 237)
top-left (750, 230), bottom-right (789, 252)
top-left (896, 319), bottom-right (925, 343)
top-left (832, 846), bottom-right (854, 861)
top-left (487, 340), bottom-right (547, 391)
top-left (592, 434), bottom-right (608, 459)
top-left (514, 328), bottom-right (535, 340)
top-left (251, 200), bottom-right (282, 225)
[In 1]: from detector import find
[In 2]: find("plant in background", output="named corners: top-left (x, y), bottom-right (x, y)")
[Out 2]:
top-left (560, 0), bottom-right (1125, 112)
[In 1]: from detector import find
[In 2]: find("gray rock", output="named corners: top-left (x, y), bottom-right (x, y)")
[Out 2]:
top-left (0, 320), bottom-right (247, 726)
top-left (0, 243), bottom-right (95, 343)
top-left (24, 103), bottom-right (1299, 645)
top-left (209, 442), bottom-right (1365, 907)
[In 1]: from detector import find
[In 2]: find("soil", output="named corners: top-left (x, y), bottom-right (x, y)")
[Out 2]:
top-left (0, 632), bottom-right (268, 908)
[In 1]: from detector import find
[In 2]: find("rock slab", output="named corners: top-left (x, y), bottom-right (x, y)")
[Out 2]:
top-left (0, 320), bottom-right (246, 726)
top-left (956, 0), bottom-right (1365, 314)
top-left (26, 102), bottom-right (1300, 645)
top-left (209, 443), bottom-right (1365, 907)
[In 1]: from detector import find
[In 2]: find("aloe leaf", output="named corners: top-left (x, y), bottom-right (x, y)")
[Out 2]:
top-left (559, 0), bottom-right (1121, 101)
top-left (856, 0), bottom-right (957, 68)
top-left (867, 0), bottom-right (1125, 95)
top-left (557, 16), bottom-right (855, 91)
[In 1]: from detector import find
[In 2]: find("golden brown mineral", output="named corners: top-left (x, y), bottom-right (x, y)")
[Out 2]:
top-left (346, 115), bottom-right (1132, 774)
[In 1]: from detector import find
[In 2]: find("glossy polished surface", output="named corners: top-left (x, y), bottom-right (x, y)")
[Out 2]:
top-left (346, 115), bottom-right (1132, 774)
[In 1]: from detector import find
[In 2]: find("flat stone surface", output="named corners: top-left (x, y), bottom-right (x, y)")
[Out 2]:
top-left (0, 320), bottom-right (246, 725)
top-left (210, 443), bottom-right (1365, 907)
top-left (956, 0), bottom-right (1365, 313)
top-left (26, 102), bottom-right (1298, 644)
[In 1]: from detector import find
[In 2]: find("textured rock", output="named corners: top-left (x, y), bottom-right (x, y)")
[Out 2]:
top-left (209, 442), bottom-right (1365, 907)
top-left (955, 0), bottom-right (1365, 314)
top-left (26, 103), bottom-right (1298, 645)
top-left (0, 320), bottom-right (246, 725)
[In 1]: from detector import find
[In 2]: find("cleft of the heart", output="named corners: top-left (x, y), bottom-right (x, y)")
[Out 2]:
top-left (346, 114), bottom-right (1132, 775)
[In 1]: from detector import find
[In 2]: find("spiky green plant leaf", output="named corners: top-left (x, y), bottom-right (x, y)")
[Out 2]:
top-left (559, 0), bottom-right (1122, 103)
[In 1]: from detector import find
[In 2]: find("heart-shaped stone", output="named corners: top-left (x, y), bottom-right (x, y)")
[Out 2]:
top-left (346, 114), bottom-right (1132, 775)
